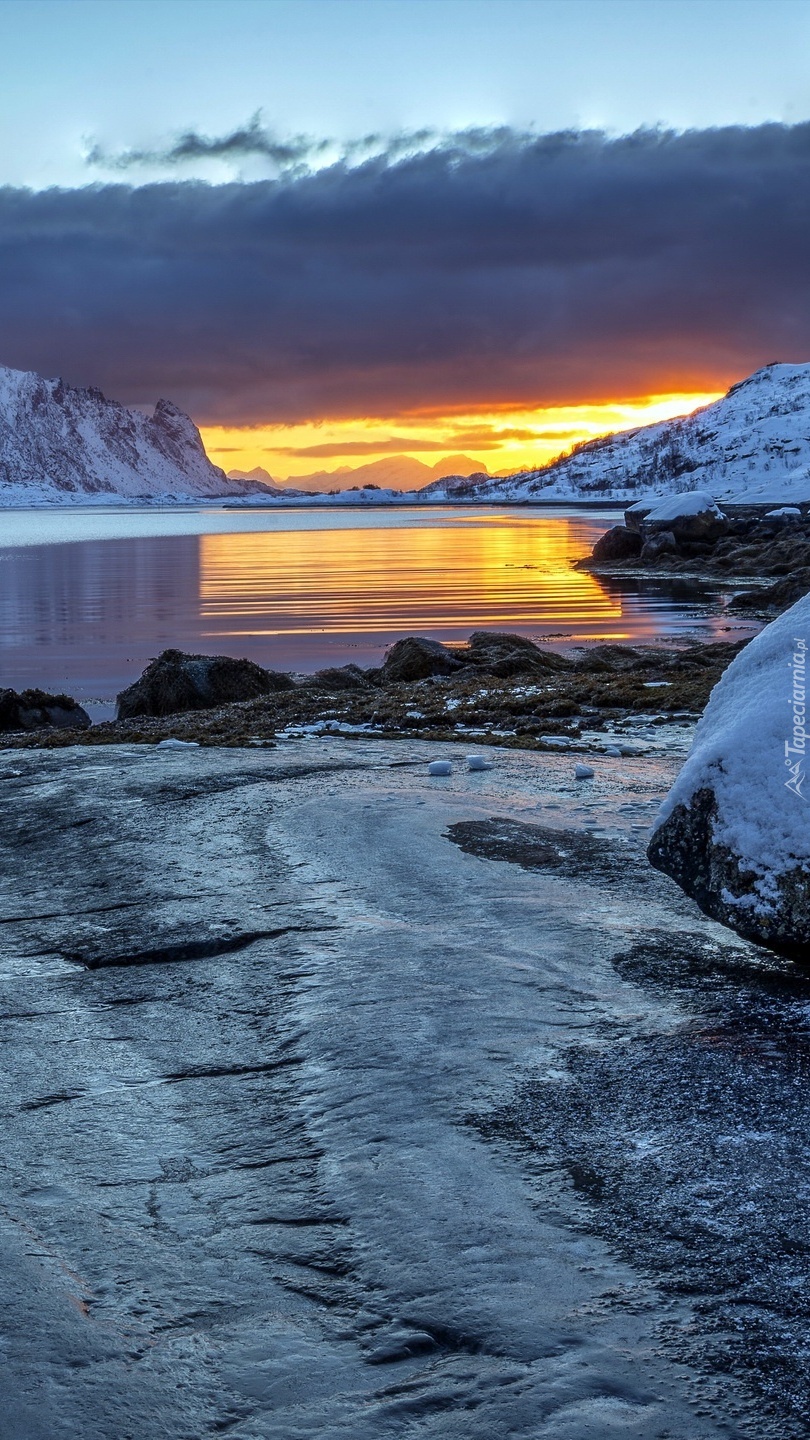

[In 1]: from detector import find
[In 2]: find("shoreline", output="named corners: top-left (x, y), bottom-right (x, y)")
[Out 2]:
top-left (1, 632), bottom-right (750, 753)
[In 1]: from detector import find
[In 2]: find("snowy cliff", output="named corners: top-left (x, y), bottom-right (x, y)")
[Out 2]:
top-left (422, 364), bottom-right (810, 506)
top-left (0, 366), bottom-right (270, 505)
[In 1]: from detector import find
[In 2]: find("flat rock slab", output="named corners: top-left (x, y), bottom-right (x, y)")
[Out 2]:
top-left (0, 738), bottom-right (801, 1438)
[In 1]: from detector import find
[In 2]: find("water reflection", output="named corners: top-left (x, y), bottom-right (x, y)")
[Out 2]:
top-left (0, 509), bottom-right (757, 703)
top-left (198, 517), bottom-right (621, 637)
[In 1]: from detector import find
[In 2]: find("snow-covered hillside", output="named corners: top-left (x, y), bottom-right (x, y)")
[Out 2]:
top-left (422, 364), bottom-right (810, 505)
top-left (0, 366), bottom-right (270, 505)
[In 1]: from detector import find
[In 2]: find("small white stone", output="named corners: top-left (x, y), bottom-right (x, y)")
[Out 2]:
top-left (574, 763), bottom-right (595, 779)
top-left (466, 755), bottom-right (492, 771)
top-left (604, 745), bottom-right (622, 757)
top-left (428, 760), bottom-right (452, 776)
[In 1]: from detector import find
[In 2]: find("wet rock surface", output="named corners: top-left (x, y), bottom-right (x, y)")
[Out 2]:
top-left (481, 933), bottom-right (810, 1439)
top-left (0, 738), bottom-right (802, 1437)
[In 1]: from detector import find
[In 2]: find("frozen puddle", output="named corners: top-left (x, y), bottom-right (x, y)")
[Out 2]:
top-left (0, 738), bottom-right (793, 1438)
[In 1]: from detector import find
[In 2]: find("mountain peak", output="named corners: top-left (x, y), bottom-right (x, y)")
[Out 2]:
top-left (0, 363), bottom-right (269, 503)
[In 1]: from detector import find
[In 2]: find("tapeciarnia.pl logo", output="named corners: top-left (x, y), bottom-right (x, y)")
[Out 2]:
top-left (785, 636), bottom-right (808, 799)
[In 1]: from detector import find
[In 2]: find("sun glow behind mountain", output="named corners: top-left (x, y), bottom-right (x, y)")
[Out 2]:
top-left (202, 391), bottom-right (723, 485)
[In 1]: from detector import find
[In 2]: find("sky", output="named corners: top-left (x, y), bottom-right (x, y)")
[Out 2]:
top-left (0, 0), bottom-right (809, 481)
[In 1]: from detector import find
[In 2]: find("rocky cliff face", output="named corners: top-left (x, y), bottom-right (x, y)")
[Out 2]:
top-left (0, 366), bottom-right (269, 504)
top-left (422, 363), bottom-right (810, 505)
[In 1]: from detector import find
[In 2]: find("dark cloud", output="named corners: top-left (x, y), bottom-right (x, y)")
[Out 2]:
top-left (3, 121), bottom-right (810, 426)
top-left (85, 113), bottom-right (329, 172)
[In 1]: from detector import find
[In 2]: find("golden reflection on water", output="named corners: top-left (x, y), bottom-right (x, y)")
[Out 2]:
top-left (198, 515), bottom-right (625, 640)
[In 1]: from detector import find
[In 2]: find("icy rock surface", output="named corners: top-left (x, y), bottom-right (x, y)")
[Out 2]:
top-left (649, 595), bottom-right (810, 956)
top-left (0, 739), bottom-right (785, 1438)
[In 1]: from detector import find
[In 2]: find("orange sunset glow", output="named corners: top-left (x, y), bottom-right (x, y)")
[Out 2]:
top-left (202, 391), bottom-right (723, 483)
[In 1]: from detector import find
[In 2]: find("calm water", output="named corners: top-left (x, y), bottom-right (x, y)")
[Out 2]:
top-left (0, 506), bottom-right (755, 709)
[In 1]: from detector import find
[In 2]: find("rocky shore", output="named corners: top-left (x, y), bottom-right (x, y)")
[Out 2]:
top-left (577, 493), bottom-right (810, 617)
top-left (0, 631), bottom-right (750, 753)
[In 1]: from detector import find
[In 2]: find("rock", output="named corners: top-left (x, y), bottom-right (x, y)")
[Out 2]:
top-left (428, 760), bottom-right (452, 776)
top-left (731, 569), bottom-right (810, 615)
top-left (0, 688), bottom-right (91, 733)
top-left (648, 596), bottom-right (810, 958)
top-left (302, 664), bottom-right (371, 690)
top-left (590, 525), bottom-right (643, 562)
top-left (376, 637), bottom-right (463, 684)
top-left (117, 648), bottom-right (293, 719)
top-left (766, 506), bottom-right (802, 524)
top-left (641, 491), bottom-right (728, 543)
top-left (574, 763), bottom-right (595, 779)
top-left (466, 755), bottom-right (492, 771)
top-left (640, 530), bottom-right (677, 561)
top-left (624, 499), bottom-right (660, 532)
top-left (465, 631), bottom-right (572, 677)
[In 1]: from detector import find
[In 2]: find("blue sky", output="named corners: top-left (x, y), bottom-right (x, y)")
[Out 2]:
top-left (0, 0), bottom-right (808, 188)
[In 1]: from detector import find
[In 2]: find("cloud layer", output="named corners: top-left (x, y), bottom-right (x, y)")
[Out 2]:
top-left (2, 122), bottom-right (810, 424)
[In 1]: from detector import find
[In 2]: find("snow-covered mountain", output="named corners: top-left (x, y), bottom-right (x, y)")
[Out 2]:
top-left (0, 366), bottom-right (272, 505)
top-left (422, 364), bottom-right (810, 506)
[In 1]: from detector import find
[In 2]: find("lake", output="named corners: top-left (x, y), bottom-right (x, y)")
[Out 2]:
top-left (0, 505), bottom-right (757, 713)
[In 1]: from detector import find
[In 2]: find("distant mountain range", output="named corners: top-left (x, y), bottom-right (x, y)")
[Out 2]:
top-left (228, 453), bottom-right (488, 493)
top-left (0, 365), bottom-right (270, 504)
top-left (2, 361), bottom-right (810, 508)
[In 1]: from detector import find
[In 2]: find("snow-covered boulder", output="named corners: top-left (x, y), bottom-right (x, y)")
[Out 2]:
top-left (648, 599), bottom-right (810, 958)
top-left (642, 491), bottom-right (727, 543)
top-left (766, 506), bottom-right (802, 524)
top-left (624, 498), bottom-right (661, 532)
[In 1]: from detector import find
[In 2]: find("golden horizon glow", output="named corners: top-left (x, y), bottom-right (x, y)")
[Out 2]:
top-left (201, 391), bottom-right (723, 485)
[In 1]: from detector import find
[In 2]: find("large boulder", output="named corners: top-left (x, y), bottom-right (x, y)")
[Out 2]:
top-left (117, 649), bottom-right (293, 719)
top-left (590, 525), bottom-right (643, 562)
top-left (642, 491), bottom-right (728, 544)
top-left (375, 637), bottom-right (463, 684)
top-left (624, 498), bottom-right (661, 532)
top-left (301, 664), bottom-right (372, 691)
top-left (648, 596), bottom-right (810, 959)
top-left (465, 631), bottom-right (572, 677)
top-left (0, 688), bottom-right (90, 732)
top-left (640, 530), bottom-right (677, 561)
